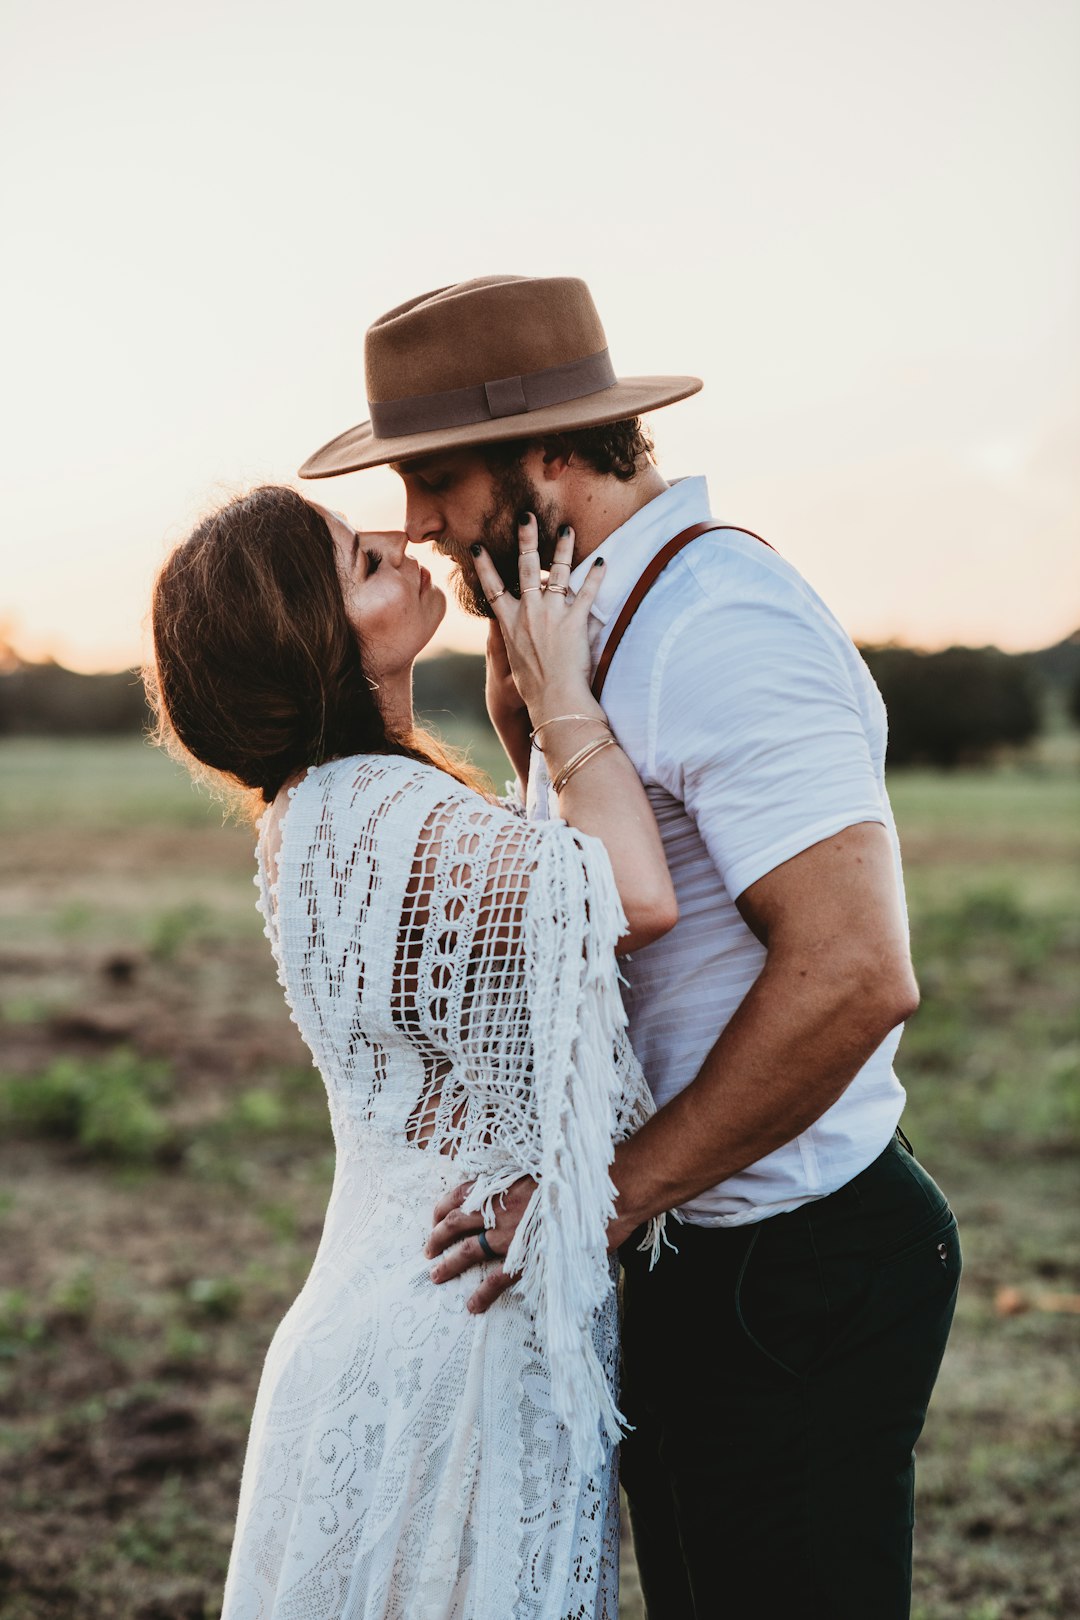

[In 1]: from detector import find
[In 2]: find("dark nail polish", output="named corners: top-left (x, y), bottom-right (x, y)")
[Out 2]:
top-left (594, 557), bottom-right (605, 567)
top-left (470, 543), bottom-right (482, 556)
top-left (518, 509), bottom-right (533, 527)
top-left (557, 524), bottom-right (571, 539)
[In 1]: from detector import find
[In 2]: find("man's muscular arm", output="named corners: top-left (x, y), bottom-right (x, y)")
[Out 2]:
top-left (430, 817), bottom-right (917, 1309)
top-left (609, 818), bottom-right (917, 1240)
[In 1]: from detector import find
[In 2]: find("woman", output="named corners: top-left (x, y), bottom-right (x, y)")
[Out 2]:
top-left (147, 485), bottom-right (677, 1620)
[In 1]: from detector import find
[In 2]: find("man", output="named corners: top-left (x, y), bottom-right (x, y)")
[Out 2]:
top-left (299, 275), bottom-right (961, 1619)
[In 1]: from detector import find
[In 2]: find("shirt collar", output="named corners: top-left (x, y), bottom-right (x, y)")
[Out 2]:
top-left (567, 476), bottom-right (713, 627)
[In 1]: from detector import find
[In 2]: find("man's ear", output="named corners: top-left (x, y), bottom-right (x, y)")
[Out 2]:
top-left (537, 436), bottom-right (574, 481)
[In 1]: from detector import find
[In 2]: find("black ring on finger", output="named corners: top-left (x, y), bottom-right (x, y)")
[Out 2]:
top-left (477, 1230), bottom-right (497, 1261)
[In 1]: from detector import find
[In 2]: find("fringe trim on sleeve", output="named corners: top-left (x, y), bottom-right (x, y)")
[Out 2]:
top-left (463, 827), bottom-right (643, 1475)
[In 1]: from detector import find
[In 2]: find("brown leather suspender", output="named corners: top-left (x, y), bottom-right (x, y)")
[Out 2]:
top-left (590, 523), bottom-right (775, 702)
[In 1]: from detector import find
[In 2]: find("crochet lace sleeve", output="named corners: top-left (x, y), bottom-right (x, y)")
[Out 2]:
top-left (403, 789), bottom-right (654, 1474)
top-left (496, 777), bottom-right (527, 817)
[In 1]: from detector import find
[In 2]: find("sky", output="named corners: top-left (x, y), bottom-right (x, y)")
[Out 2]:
top-left (1, 0), bottom-right (1077, 672)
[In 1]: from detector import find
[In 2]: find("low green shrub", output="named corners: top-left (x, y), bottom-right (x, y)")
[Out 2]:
top-left (146, 903), bottom-right (214, 963)
top-left (185, 1277), bottom-right (242, 1320)
top-left (0, 1049), bottom-right (173, 1163)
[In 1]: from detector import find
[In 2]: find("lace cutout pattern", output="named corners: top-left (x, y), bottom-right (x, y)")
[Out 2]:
top-left (222, 754), bottom-right (654, 1618)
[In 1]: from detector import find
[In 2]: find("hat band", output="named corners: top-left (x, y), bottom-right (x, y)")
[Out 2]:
top-left (368, 348), bottom-right (617, 440)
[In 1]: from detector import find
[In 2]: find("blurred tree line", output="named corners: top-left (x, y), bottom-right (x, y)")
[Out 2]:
top-left (1, 634), bottom-right (1078, 769)
top-left (0, 648), bottom-right (149, 735)
top-left (858, 645), bottom-right (1044, 767)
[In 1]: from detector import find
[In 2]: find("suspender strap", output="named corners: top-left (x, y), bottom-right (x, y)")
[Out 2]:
top-left (590, 522), bottom-right (775, 702)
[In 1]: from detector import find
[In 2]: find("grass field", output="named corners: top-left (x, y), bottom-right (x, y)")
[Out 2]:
top-left (0, 736), bottom-right (1077, 1619)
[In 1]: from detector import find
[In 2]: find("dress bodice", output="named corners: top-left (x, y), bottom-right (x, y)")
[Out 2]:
top-left (253, 752), bottom-right (658, 1472)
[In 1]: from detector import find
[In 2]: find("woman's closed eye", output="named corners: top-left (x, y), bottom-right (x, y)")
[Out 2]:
top-left (364, 549), bottom-right (382, 575)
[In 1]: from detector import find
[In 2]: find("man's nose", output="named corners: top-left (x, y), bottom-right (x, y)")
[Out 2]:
top-left (404, 493), bottom-right (443, 546)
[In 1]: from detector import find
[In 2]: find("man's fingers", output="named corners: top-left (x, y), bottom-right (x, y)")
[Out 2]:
top-left (427, 1208), bottom-right (484, 1261)
top-left (427, 1182), bottom-right (480, 1260)
top-left (430, 1231), bottom-right (500, 1284)
top-left (467, 1268), bottom-right (517, 1315)
top-left (432, 1179), bottom-right (475, 1227)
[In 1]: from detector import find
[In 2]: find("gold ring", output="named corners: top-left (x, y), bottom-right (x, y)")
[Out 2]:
top-left (521, 586), bottom-right (543, 594)
top-left (488, 588), bottom-right (506, 602)
top-left (546, 585), bottom-right (569, 595)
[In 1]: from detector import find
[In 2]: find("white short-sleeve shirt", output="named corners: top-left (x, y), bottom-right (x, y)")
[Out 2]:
top-left (526, 477), bottom-right (908, 1225)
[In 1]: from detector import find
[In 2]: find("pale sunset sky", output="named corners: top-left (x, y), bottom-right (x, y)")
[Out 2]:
top-left (1, 0), bottom-right (1077, 672)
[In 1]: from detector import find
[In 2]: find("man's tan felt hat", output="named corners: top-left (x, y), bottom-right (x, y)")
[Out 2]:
top-left (298, 274), bottom-right (703, 478)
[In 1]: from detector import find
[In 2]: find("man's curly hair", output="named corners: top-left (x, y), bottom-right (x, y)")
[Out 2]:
top-left (481, 417), bottom-right (655, 482)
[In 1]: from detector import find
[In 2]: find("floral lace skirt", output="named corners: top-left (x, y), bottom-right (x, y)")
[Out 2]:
top-left (220, 1139), bottom-right (619, 1620)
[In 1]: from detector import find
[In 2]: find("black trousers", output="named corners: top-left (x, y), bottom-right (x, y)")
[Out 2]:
top-left (619, 1133), bottom-right (961, 1620)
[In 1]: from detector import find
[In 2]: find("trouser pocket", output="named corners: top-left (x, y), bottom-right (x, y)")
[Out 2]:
top-left (734, 1163), bottom-right (961, 1382)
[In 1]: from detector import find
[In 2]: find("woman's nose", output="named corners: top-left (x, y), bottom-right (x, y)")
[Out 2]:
top-left (365, 531), bottom-right (409, 566)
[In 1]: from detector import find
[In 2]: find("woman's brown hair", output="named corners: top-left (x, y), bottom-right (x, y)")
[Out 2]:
top-left (146, 485), bottom-right (486, 811)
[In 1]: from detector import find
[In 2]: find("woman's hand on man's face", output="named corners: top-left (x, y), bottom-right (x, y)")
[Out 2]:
top-left (471, 513), bottom-right (604, 718)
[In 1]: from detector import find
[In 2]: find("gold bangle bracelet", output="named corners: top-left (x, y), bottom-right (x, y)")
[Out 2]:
top-left (530, 712), bottom-right (608, 748)
top-left (551, 734), bottom-right (618, 795)
top-left (544, 729), bottom-right (614, 783)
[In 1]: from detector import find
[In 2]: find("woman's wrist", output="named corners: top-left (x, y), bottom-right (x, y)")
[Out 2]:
top-left (540, 725), bottom-right (620, 792)
top-left (527, 676), bottom-right (595, 716)
top-left (529, 687), bottom-right (604, 732)
top-left (531, 709), bottom-right (608, 747)
top-left (550, 734), bottom-right (618, 796)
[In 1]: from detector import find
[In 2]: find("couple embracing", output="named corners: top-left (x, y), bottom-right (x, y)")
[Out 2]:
top-left (148, 275), bottom-right (960, 1619)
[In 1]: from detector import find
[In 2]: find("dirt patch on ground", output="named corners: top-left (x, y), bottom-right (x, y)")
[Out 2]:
top-left (2, 754), bottom-right (1078, 1618)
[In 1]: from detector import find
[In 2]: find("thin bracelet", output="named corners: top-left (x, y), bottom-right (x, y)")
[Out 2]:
top-left (530, 712), bottom-right (608, 748)
top-left (551, 734), bottom-right (618, 796)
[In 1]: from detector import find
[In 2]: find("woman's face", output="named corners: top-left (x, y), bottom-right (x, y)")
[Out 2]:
top-left (310, 502), bottom-right (446, 681)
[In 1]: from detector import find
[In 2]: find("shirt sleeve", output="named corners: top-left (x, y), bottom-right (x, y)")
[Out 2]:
top-left (650, 591), bottom-right (887, 902)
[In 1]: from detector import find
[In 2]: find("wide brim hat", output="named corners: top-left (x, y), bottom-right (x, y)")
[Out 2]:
top-left (298, 274), bottom-right (702, 478)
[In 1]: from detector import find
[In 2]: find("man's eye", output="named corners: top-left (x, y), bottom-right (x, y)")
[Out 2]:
top-left (422, 475), bottom-right (449, 493)
top-left (365, 549), bottom-right (382, 574)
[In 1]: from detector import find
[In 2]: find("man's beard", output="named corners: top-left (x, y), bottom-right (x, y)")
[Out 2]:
top-left (443, 461), bottom-right (562, 619)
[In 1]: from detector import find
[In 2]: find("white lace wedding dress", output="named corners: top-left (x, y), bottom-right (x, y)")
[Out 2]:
top-left (219, 753), bottom-right (659, 1620)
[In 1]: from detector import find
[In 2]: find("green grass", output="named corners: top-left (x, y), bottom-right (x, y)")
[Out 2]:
top-left (0, 1049), bottom-right (175, 1164)
top-left (0, 734), bottom-right (1077, 1619)
top-left (0, 736), bottom-right (231, 831)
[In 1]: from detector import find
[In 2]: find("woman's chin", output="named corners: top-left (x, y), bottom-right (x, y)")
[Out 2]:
top-left (421, 588), bottom-right (447, 645)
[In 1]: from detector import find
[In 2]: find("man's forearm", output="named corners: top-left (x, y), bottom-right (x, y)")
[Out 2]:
top-left (611, 950), bottom-right (916, 1240)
